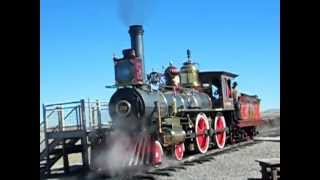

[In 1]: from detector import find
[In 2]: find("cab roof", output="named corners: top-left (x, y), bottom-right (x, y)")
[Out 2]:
top-left (199, 71), bottom-right (238, 83)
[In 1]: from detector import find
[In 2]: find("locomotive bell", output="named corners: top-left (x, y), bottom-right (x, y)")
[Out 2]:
top-left (180, 49), bottom-right (200, 88)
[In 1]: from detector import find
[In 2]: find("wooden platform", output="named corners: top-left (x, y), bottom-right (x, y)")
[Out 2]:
top-left (256, 158), bottom-right (280, 180)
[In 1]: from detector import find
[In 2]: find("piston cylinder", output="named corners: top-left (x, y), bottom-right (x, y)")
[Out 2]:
top-left (162, 129), bottom-right (186, 147)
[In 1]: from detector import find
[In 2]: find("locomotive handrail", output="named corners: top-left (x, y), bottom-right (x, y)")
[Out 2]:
top-left (177, 108), bottom-right (228, 112)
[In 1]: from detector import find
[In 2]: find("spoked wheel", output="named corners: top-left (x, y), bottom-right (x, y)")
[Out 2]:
top-left (214, 115), bottom-right (227, 149)
top-left (195, 113), bottom-right (210, 154)
top-left (173, 143), bottom-right (185, 161)
top-left (152, 140), bottom-right (163, 166)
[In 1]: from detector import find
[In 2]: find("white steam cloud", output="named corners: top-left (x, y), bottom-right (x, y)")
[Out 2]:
top-left (91, 130), bottom-right (153, 177)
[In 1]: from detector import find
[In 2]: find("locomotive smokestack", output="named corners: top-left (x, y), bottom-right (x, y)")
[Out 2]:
top-left (129, 25), bottom-right (145, 82)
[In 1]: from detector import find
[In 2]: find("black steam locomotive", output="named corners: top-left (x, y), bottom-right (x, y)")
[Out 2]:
top-left (108, 25), bottom-right (262, 165)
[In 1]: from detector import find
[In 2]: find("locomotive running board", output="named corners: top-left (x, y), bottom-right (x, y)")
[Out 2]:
top-left (178, 108), bottom-right (229, 113)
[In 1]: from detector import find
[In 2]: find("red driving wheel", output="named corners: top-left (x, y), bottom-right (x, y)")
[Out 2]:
top-left (174, 143), bottom-right (185, 161)
top-left (152, 140), bottom-right (163, 165)
top-left (195, 113), bottom-right (210, 154)
top-left (214, 115), bottom-right (226, 149)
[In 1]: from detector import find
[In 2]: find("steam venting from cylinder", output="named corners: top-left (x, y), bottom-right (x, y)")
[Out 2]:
top-left (129, 25), bottom-right (145, 82)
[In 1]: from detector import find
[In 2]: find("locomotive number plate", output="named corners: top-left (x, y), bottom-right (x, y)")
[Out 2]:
top-left (116, 100), bottom-right (131, 116)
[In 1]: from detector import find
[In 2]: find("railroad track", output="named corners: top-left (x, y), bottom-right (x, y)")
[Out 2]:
top-left (129, 140), bottom-right (261, 180)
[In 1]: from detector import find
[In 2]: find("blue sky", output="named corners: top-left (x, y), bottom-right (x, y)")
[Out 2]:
top-left (40, 0), bottom-right (279, 119)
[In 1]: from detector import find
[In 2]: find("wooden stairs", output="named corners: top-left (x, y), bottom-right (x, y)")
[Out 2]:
top-left (40, 137), bottom-right (81, 177)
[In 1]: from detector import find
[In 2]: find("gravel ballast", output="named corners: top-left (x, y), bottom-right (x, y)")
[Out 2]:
top-left (157, 141), bottom-right (280, 180)
top-left (44, 141), bottom-right (280, 180)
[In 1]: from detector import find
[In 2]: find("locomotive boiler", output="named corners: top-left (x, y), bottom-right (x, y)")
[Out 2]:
top-left (108, 25), bottom-right (262, 165)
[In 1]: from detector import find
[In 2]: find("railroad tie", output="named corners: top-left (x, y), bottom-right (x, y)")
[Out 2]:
top-left (183, 161), bottom-right (195, 166)
top-left (133, 174), bottom-right (156, 180)
top-left (146, 171), bottom-right (172, 177)
top-left (166, 166), bottom-right (186, 170)
top-left (155, 168), bottom-right (177, 172)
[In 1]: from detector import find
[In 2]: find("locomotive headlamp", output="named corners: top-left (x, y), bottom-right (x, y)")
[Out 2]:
top-left (115, 100), bottom-right (131, 116)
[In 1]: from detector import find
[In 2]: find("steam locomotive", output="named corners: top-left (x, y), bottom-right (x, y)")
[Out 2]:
top-left (107, 25), bottom-right (262, 166)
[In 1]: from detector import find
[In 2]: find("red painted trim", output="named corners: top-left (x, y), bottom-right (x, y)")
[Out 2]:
top-left (133, 58), bottom-right (143, 83)
top-left (240, 103), bottom-right (249, 120)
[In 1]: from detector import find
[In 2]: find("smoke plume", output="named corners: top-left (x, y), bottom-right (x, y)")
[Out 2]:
top-left (117, 0), bottom-right (155, 26)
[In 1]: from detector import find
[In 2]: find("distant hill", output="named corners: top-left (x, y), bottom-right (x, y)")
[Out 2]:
top-left (262, 108), bottom-right (280, 119)
top-left (263, 108), bottom-right (280, 114)
top-left (258, 108), bottom-right (280, 137)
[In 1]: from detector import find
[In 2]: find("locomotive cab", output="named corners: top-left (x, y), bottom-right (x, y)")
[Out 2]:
top-left (199, 71), bottom-right (238, 110)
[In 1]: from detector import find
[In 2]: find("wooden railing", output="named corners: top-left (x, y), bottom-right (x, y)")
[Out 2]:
top-left (41, 99), bottom-right (111, 135)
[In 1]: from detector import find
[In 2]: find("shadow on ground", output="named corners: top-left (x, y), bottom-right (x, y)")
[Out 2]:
top-left (42, 165), bottom-right (106, 180)
top-left (43, 165), bottom-right (155, 180)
